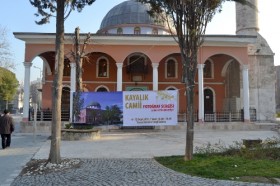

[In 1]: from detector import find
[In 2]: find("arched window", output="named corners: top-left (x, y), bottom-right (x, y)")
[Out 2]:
top-left (127, 55), bottom-right (147, 74)
top-left (97, 58), bottom-right (109, 77)
top-left (117, 27), bottom-right (123, 35)
top-left (152, 28), bottom-right (158, 35)
top-left (204, 60), bottom-right (213, 78)
top-left (134, 27), bottom-right (141, 35)
top-left (165, 58), bottom-right (177, 78)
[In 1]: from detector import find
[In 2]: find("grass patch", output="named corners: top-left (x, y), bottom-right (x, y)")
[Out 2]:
top-left (155, 138), bottom-right (280, 184)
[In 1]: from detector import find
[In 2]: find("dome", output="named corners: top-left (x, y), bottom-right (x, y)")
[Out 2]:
top-left (87, 102), bottom-right (101, 110)
top-left (99, 0), bottom-right (167, 31)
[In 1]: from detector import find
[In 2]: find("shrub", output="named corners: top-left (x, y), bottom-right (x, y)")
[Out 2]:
top-left (64, 123), bottom-right (72, 129)
top-left (195, 137), bottom-right (280, 161)
top-left (72, 123), bottom-right (94, 130)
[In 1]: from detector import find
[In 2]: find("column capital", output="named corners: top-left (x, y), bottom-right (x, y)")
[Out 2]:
top-left (70, 62), bottom-right (76, 68)
top-left (197, 64), bottom-right (205, 69)
top-left (23, 62), bottom-right (32, 68)
top-left (152, 63), bottom-right (159, 68)
top-left (242, 65), bottom-right (249, 70)
top-left (116, 63), bottom-right (123, 68)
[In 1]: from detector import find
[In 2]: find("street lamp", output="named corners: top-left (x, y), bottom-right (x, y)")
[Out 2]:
top-left (33, 66), bottom-right (42, 111)
top-left (33, 66), bottom-right (42, 79)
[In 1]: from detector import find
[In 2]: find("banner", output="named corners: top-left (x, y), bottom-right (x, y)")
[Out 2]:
top-left (123, 91), bottom-right (178, 126)
top-left (74, 90), bottom-right (178, 126)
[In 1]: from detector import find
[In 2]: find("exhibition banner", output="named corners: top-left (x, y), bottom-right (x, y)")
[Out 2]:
top-left (123, 91), bottom-right (178, 126)
top-left (74, 90), bottom-right (178, 126)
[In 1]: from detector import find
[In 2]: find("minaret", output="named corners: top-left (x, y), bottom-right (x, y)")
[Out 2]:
top-left (235, 0), bottom-right (276, 121)
top-left (236, 0), bottom-right (259, 35)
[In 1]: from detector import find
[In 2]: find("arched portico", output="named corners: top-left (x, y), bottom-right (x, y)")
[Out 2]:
top-left (197, 53), bottom-right (250, 122)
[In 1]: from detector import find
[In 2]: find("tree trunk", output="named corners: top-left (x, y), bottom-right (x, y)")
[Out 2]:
top-left (183, 53), bottom-right (197, 161)
top-left (48, 0), bottom-right (64, 164)
top-left (184, 79), bottom-right (195, 161)
top-left (75, 27), bottom-right (83, 92)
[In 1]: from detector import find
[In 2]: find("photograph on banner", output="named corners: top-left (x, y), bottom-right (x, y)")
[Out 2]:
top-left (73, 92), bottom-right (123, 125)
top-left (123, 90), bottom-right (178, 126)
top-left (73, 90), bottom-right (178, 126)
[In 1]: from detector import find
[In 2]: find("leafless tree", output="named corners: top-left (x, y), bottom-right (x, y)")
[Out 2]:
top-left (138, 0), bottom-right (254, 160)
top-left (0, 26), bottom-right (15, 70)
top-left (30, 0), bottom-right (96, 164)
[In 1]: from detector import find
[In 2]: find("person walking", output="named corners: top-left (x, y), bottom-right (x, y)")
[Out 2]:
top-left (0, 109), bottom-right (14, 149)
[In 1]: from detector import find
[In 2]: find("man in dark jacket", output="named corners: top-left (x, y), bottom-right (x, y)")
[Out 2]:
top-left (0, 109), bottom-right (14, 149)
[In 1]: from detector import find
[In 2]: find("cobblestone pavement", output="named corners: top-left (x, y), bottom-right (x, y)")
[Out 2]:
top-left (0, 134), bottom-right (48, 186)
top-left (0, 115), bottom-right (48, 186)
top-left (11, 159), bottom-right (276, 186)
top-left (4, 119), bottom-right (280, 186)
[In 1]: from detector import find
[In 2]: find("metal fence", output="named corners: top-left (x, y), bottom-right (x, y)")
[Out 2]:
top-left (178, 109), bottom-right (257, 122)
top-left (29, 109), bottom-right (70, 121)
top-left (29, 109), bottom-right (256, 123)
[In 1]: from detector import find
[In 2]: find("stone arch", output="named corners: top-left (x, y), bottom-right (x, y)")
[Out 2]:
top-left (165, 86), bottom-right (177, 90)
top-left (36, 51), bottom-right (72, 76)
top-left (84, 51), bottom-right (117, 80)
top-left (200, 46), bottom-right (247, 66)
top-left (221, 59), bottom-right (235, 77)
top-left (203, 54), bottom-right (241, 112)
top-left (95, 85), bottom-right (109, 92)
top-left (125, 52), bottom-right (152, 83)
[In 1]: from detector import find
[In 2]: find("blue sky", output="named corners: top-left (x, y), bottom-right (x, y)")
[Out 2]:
top-left (80, 92), bottom-right (123, 110)
top-left (0, 0), bottom-right (279, 83)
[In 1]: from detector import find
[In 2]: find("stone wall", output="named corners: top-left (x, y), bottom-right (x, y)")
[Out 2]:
top-left (20, 121), bottom-right (69, 133)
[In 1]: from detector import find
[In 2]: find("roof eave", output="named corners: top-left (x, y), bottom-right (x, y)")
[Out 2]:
top-left (13, 32), bottom-right (256, 47)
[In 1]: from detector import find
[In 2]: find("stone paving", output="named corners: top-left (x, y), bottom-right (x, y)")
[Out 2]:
top-left (8, 128), bottom-right (280, 186)
top-left (10, 158), bottom-right (277, 186)
top-left (0, 134), bottom-right (48, 186)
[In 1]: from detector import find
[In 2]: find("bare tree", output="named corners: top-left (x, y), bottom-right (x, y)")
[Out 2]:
top-left (29, 0), bottom-right (96, 164)
top-left (71, 27), bottom-right (91, 122)
top-left (0, 26), bottom-right (15, 70)
top-left (73, 27), bottom-right (91, 92)
top-left (138, 0), bottom-right (254, 160)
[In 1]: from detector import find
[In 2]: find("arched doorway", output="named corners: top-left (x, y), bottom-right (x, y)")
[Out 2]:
top-left (96, 87), bottom-right (108, 92)
top-left (61, 87), bottom-right (70, 111)
top-left (204, 88), bottom-right (214, 113)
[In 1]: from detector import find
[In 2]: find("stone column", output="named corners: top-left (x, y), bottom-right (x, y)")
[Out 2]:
top-left (198, 64), bottom-right (204, 122)
top-left (22, 62), bottom-right (32, 122)
top-left (242, 65), bottom-right (250, 122)
top-left (152, 63), bottom-right (159, 91)
top-left (116, 63), bottom-right (123, 91)
top-left (70, 62), bottom-right (76, 122)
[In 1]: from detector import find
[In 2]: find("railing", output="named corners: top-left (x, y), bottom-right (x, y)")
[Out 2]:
top-left (29, 109), bottom-right (70, 121)
top-left (178, 109), bottom-right (257, 122)
top-left (29, 109), bottom-right (256, 123)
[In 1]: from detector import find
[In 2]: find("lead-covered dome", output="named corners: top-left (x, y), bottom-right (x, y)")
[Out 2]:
top-left (98, 0), bottom-right (172, 35)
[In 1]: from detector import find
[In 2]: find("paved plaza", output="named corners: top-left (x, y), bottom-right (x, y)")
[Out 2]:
top-left (1, 117), bottom-right (279, 185)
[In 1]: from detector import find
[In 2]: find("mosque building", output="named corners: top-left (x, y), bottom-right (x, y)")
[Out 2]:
top-left (14, 0), bottom-right (275, 124)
